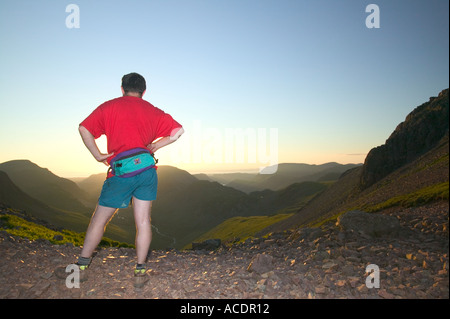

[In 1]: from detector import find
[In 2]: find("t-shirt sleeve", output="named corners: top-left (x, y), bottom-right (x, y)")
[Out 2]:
top-left (79, 105), bottom-right (105, 139)
top-left (155, 112), bottom-right (182, 139)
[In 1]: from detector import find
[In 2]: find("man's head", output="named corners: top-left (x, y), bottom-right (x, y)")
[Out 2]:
top-left (121, 73), bottom-right (146, 97)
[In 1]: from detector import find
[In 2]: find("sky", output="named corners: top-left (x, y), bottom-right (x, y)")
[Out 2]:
top-left (0, 0), bottom-right (448, 177)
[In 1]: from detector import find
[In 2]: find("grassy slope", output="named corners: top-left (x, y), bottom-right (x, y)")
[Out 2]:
top-left (0, 208), bottom-right (133, 248)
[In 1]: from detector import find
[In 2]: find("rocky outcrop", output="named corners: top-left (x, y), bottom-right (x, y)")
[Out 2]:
top-left (360, 89), bottom-right (449, 189)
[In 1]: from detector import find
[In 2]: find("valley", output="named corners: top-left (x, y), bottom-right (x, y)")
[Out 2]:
top-left (0, 160), bottom-right (347, 249)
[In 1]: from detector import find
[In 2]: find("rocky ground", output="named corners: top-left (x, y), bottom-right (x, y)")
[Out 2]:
top-left (0, 201), bottom-right (448, 300)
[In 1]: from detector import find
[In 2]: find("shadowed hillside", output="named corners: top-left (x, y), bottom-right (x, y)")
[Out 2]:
top-left (0, 160), bottom-right (91, 213)
top-left (0, 169), bottom-right (133, 243)
top-left (0, 171), bottom-right (90, 232)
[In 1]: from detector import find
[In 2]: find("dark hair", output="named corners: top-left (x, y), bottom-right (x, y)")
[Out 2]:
top-left (121, 73), bottom-right (146, 96)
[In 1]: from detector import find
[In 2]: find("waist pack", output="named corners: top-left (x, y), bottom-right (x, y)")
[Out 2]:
top-left (109, 148), bottom-right (157, 178)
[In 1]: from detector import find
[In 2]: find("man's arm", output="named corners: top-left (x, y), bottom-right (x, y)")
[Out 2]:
top-left (79, 125), bottom-right (114, 165)
top-left (147, 127), bottom-right (184, 153)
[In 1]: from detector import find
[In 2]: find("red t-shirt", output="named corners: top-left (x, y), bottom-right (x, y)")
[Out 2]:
top-left (80, 96), bottom-right (182, 166)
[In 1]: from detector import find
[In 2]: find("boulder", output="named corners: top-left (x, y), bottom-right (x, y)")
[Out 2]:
top-left (337, 210), bottom-right (401, 238)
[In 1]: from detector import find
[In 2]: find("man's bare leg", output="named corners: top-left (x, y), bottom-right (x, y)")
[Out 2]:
top-left (132, 197), bottom-right (152, 264)
top-left (54, 204), bottom-right (116, 280)
top-left (80, 204), bottom-right (118, 258)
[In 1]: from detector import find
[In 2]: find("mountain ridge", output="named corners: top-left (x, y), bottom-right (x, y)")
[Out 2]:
top-left (201, 162), bottom-right (360, 193)
top-left (0, 170), bottom-right (90, 233)
top-left (0, 160), bottom-right (91, 214)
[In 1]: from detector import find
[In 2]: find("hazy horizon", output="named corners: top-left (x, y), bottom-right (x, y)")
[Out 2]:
top-left (0, 157), bottom-right (364, 179)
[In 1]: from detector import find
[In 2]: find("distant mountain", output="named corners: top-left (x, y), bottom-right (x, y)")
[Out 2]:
top-left (207, 162), bottom-right (360, 193)
top-left (192, 173), bottom-right (213, 182)
top-left (258, 162), bottom-right (360, 191)
top-left (0, 160), bottom-right (92, 213)
top-left (262, 88), bottom-right (449, 235)
top-left (0, 170), bottom-right (90, 232)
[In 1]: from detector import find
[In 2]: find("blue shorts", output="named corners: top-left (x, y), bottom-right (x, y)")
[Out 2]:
top-left (98, 168), bottom-right (158, 208)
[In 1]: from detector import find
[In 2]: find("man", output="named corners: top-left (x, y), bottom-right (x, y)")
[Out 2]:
top-left (74, 73), bottom-right (183, 288)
